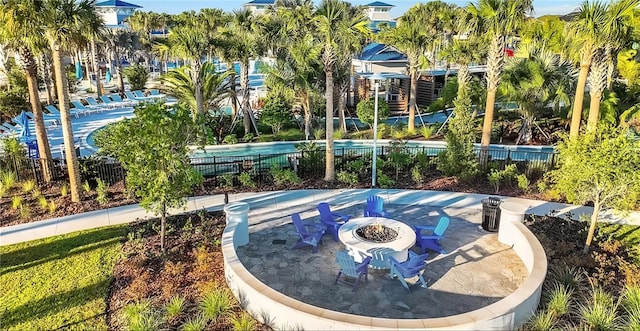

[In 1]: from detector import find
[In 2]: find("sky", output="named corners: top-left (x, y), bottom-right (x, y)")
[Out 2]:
top-left (131, 0), bottom-right (584, 17)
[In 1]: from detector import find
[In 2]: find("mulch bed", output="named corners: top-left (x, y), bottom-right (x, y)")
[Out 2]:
top-left (107, 210), bottom-right (271, 330)
top-left (0, 181), bottom-right (136, 227)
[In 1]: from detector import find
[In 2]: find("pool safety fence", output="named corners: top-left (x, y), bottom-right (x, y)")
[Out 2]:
top-left (2, 146), bottom-right (557, 188)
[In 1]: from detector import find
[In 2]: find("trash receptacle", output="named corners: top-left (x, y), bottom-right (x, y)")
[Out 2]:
top-left (481, 197), bottom-right (502, 232)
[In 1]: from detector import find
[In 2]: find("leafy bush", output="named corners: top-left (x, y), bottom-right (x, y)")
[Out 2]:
top-left (37, 195), bottom-right (48, 210)
top-left (123, 64), bottom-right (149, 91)
top-left (270, 164), bottom-right (300, 185)
top-left (313, 128), bottom-right (325, 140)
top-left (487, 164), bottom-right (519, 193)
top-left (420, 125), bottom-right (434, 139)
top-left (356, 97), bottom-right (390, 128)
top-left (96, 178), bottom-right (109, 204)
top-left (229, 312), bottom-right (257, 331)
top-left (260, 92), bottom-right (292, 134)
top-left (242, 133), bottom-right (254, 142)
top-left (220, 173), bottom-right (234, 188)
top-left (517, 174), bottom-right (530, 191)
top-left (82, 180), bottom-right (91, 193)
top-left (180, 314), bottom-right (207, 331)
top-left (48, 200), bottom-right (57, 213)
top-left (238, 172), bottom-right (256, 188)
top-left (411, 166), bottom-right (424, 184)
top-left (0, 90), bottom-right (29, 120)
top-left (386, 140), bottom-right (412, 180)
top-left (0, 170), bottom-right (17, 191)
top-left (199, 288), bottom-right (235, 322)
top-left (336, 171), bottom-right (358, 185)
top-left (165, 295), bottom-right (185, 321)
top-left (21, 180), bottom-right (36, 194)
top-left (223, 134), bottom-right (238, 144)
top-left (377, 173), bottom-right (395, 188)
top-left (11, 196), bottom-right (22, 209)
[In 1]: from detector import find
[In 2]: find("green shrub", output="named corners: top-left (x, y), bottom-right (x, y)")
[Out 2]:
top-left (238, 172), bottom-right (256, 188)
top-left (11, 196), bottom-right (22, 209)
top-left (48, 200), bottom-right (57, 213)
top-left (199, 289), bottom-right (235, 322)
top-left (270, 164), bottom-right (300, 185)
top-left (96, 178), bottom-right (109, 204)
top-left (487, 164), bottom-right (519, 193)
top-left (82, 180), bottom-right (91, 193)
top-left (313, 128), bottom-right (325, 140)
top-left (261, 92), bottom-right (293, 134)
top-left (419, 125), bottom-right (434, 139)
top-left (37, 195), bottom-right (49, 210)
top-left (20, 205), bottom-right (30, 219)
top-left (165, 295), bottom-right (186, 321)
top-left (0, 169), bottom-right (17, 190)
top-left (356, 97), bottom-right (390, 128)
top-left (223, 134), bottom-right (238, 144)
top-left (242, 133), bottom-right (254, 142)
top-left (123, 300), bottom-right (162, 331)
top-left (60, 183), bottom-right (69, 197)
top-left (229, 312), bottom-right (258, 331)
top-left (22, 180), bottom-right (36, 194)
top-left (377, 173), bottom-right (395, 188)
top-left (333, 130), bottom-right (346, 139)
top-left (346, 159), bottom-right (366, 173)
top-left (123, 64), bottom-right (149, 91)
top-left (180, 314), bottom-right (207, 331)
top-left (517, 174), bottom-right (530, 191)
top-left (336, 171), bottom-right (359, 185)
top-left (411, 166), bottom-right (424, 185)
top-left (219, 173), bottom-right (234, 188)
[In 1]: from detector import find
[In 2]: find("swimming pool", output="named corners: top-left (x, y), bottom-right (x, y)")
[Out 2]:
top-left (191, 140), bottom-right (556, 162)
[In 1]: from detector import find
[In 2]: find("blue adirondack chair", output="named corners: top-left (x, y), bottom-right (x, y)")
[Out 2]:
top-left (364, 195), bottom-right (390, 218)
top-left (317, 202), bottom-right (350, 242)
top-left (414, 216), bottom-right (450, 254)
top-left (334, 250), bottom-right (372, 291)
top-left (389, 251), bottom-right (429, 292)
top-left (291, 213), bottom-right (325, 253)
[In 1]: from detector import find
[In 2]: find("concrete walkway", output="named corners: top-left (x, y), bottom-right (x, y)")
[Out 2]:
top-left (1, 189), bottom-right (639, 246)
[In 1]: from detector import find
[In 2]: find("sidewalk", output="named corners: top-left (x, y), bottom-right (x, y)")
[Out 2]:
top-left (2, 189), bottom-right (639, 246)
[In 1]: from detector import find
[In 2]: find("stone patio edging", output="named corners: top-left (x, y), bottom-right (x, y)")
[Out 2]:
top-left (221, 190), bottom-right (548, 330)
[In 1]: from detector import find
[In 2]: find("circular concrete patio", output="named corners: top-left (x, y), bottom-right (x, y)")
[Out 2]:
top-left (222, 190), bottom-right (547, 330)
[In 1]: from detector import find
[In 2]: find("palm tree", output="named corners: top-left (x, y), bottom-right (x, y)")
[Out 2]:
top-left (467, 0), bottom-right (533, 163)
top-left (159, 62), bottom-right (231, 119)
top-left (314, 0), bottom-right (370, 181)
top-left (567, 1), bottom-right (608, 138)
top-left (0, 0), bottom-right (54, 182)
top-left (40, 0), bottom-right (101, 202)
top-left (377, 4), bottom-right (433, 132)
top-left (499, 42), bottom-right (575, 144)
top-left (585, 0), bottom-right (638, 131)
top-left (221, 9), bottom-right (260, 137)
top-left (104, 29), bottom-right (141, 93)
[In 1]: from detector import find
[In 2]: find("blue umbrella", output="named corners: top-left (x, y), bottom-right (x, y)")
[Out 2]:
top-left (105, 68), bottom-right (112, 83)
top-left (75, 61), bottom-right (83, 80)
top-left (19, 111), bottom-right (31, 143)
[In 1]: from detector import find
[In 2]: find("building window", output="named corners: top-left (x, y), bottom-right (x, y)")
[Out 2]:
top-left (374, 8), bottom-right (389, 12)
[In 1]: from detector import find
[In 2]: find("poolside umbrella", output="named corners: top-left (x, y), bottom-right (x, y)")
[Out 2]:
top-left (105, 68), bottom-right (112, 83)
top-left (75, 61), bottom-right (83, 80)
top-left (19, 111), bottom-right (31, 143)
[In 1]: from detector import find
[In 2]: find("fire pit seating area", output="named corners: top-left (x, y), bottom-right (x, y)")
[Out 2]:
top-left (291, 195), bottom-right (449, 291)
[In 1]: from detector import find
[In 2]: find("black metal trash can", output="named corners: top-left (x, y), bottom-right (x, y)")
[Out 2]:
top-left (481, 197), bottom-right (502, 232)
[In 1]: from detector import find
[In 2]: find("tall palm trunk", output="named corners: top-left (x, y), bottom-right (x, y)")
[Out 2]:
top-left (39, 55), bottom-right (55, 105)
top-left (337, 82), bottom-right (348, 133)
top-left (192, 61), bottom-right (204, 115)
top-left (324, 50), bottom-right (335, 181)
top-left (19, 47), bottom-right (53, 182)
top-left (479, 36), bottom-right (505, 164)
top-left (240, 60), bottom-right (252, 135)
top-left (569, 51), bottom-right (593, 138)
top-left (51, 43), bottom-right (82, 202)
top-left (91, 41), bottom-right (102, 98)
top-left (408, 57), bottom-right (419, 131)
top-left (587, 50), bottom-right (608, 131)
top-left (227, 62), bottom-right (238, 118)
top-left (303, 93), bottom-right (311, 140)
top-left (116, 62), bottom-right (125, 93)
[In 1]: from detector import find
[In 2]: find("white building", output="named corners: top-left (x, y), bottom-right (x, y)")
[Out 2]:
top-left (242, 0), bottom-right (275, 15)
top-left (94, 0), bottom-right (141, 28)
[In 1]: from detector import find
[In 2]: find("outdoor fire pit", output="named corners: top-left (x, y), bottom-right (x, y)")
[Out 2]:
top-left (355, 224), bottom-right (399, 243)
top-left (338, 217), bottom-right (416, 268)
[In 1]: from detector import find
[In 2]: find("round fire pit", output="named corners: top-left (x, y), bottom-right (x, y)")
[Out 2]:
top-left (338, 217), bottom-right (416, 268)
top-left (355, 224), bottom-right (398, 243)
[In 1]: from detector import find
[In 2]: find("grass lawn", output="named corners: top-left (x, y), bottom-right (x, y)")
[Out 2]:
top-left (0, 225), bottom-right (127, 330)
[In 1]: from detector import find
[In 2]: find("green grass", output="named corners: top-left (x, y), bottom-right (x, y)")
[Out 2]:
top-left (598, 223), bottom-right (640, 262)
top-left (0, 225), bottom-right (127, 330)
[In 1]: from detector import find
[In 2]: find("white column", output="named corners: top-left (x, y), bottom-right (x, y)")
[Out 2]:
top-left (224, 202), bottom-right (250, 248)
top-left (498, 201), bottom-right (530, 246)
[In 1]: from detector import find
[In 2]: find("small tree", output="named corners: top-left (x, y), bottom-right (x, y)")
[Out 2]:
top-left (356, 97), bottom-right (390, 129)
top-left (96, 102), bottom-right (203, 251)
top-left (260, 93), bottom-right (292, 135)
top-left (124, 64), bottom-right (149, 91)
top-left (550, 126), bottom-right (640, 253)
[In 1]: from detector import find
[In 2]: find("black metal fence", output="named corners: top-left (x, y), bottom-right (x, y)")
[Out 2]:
top-left (1, 145), bottom-right (557, 187)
